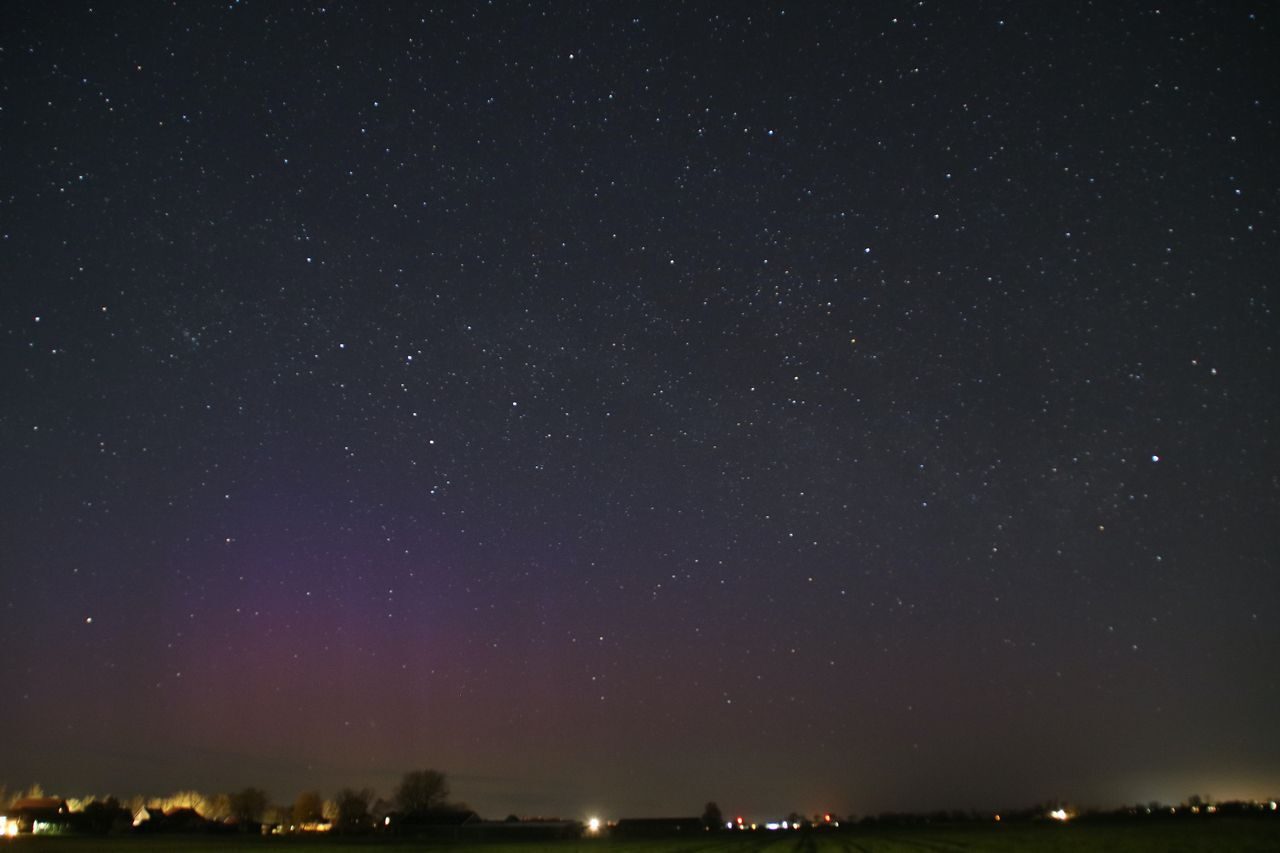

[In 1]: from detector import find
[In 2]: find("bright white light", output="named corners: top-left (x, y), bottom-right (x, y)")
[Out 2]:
top-left (1049, 809), bottom-right (1070, 822)
top-left (587, 818), bottom-right (601, 833)
top-left (765, 822), bottom-right (780, 830)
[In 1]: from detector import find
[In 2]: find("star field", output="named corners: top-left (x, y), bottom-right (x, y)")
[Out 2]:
top-left (1, 1), bottom-right (1277, 818)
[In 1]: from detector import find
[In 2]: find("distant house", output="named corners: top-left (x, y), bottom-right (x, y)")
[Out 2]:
top-left (296, 817), bottom-right (333, 833)
top-left (613, 817), bottom-right (705, 835)
top-left (459, 818), bottom-right (583, 840)
top-left (385, 808), bottom-right (481, 838)
top-left (2, 798), bottom-right (72, 834)
top-left (387, 808), bottom-right (479, 827)
top-left (77, 799), bottom-right (133, 835)
top-left (132, 804), bottom-right (164, 826)
top-left (164, 807), bottom-right (213, 832)
top-left (134, 805), bottom-right (220, 834)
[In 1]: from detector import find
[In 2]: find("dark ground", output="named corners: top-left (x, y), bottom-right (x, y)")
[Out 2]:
top-left (6, 819), bottom-right (1280, 852)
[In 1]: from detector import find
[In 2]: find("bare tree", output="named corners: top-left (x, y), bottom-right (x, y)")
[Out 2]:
top-left (206, 793), bottom-right (232, 822)
top-left (12, 784), bottom-right (45, 804)
top-left (228, 787), bottom-right (269, 827)
top-left (292, 790), bottom-right (325, 825)
top-left (265, 803), bottom-right (292, 827)
top-left (335, 787), bottom-right (376, 833)
top-left (159, 790), bottom-right (212, 816)
top-left (394, 769), bottom-right (449, 817)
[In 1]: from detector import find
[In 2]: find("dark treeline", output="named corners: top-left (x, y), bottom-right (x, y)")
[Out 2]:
top-left (2, 780), bottom-right (1277, 839)
top-left (0, 768), bottom-right (473, 837)
top-left (776, 797), bottom-right (1278, 829)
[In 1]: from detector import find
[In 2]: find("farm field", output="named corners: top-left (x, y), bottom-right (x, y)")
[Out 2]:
top-left (5, 821), bottom-right (1280, 853)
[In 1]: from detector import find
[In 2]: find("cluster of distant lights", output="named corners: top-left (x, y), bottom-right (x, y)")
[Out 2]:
top-left (5, 803), bottom-right (1279, 840)
top-left (580, 802), bottom-right (1280, 835)
top-left (582, 814), bottom-right (840, 834)
top-left (727, 814), bottom-right (838, 831)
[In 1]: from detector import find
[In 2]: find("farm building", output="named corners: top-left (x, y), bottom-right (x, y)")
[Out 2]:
top-left (1, 797), bottom-right (73, 834)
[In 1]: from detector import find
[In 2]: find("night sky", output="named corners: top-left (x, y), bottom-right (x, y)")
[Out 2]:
top-left (2, 1), bottom-right (1277, 820)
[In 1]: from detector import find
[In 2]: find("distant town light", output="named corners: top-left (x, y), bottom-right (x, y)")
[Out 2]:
top-left (994, 814), bottom-right (1001, 822)
top-left (587, 817), bottom-right (601, 833)
top-left (1049, 809), bottom-right (1070, 822)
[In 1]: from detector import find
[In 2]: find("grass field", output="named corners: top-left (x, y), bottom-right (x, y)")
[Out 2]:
top-left (5, 822), bottom-right (1280, 853)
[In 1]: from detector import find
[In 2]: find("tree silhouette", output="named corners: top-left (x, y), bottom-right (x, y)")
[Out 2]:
top-left (292, 790), bottom-right (324, 825)
top-left (335, 787), bottom-right (375, 833)
top-left (702, 801), bottom-right (724, 830)
top-left (394, 769), bottom-right (450, 817)
top-left (228, 787), bottom-right (269, 828)
top-left (81, 798), bottom-right (130, 835)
